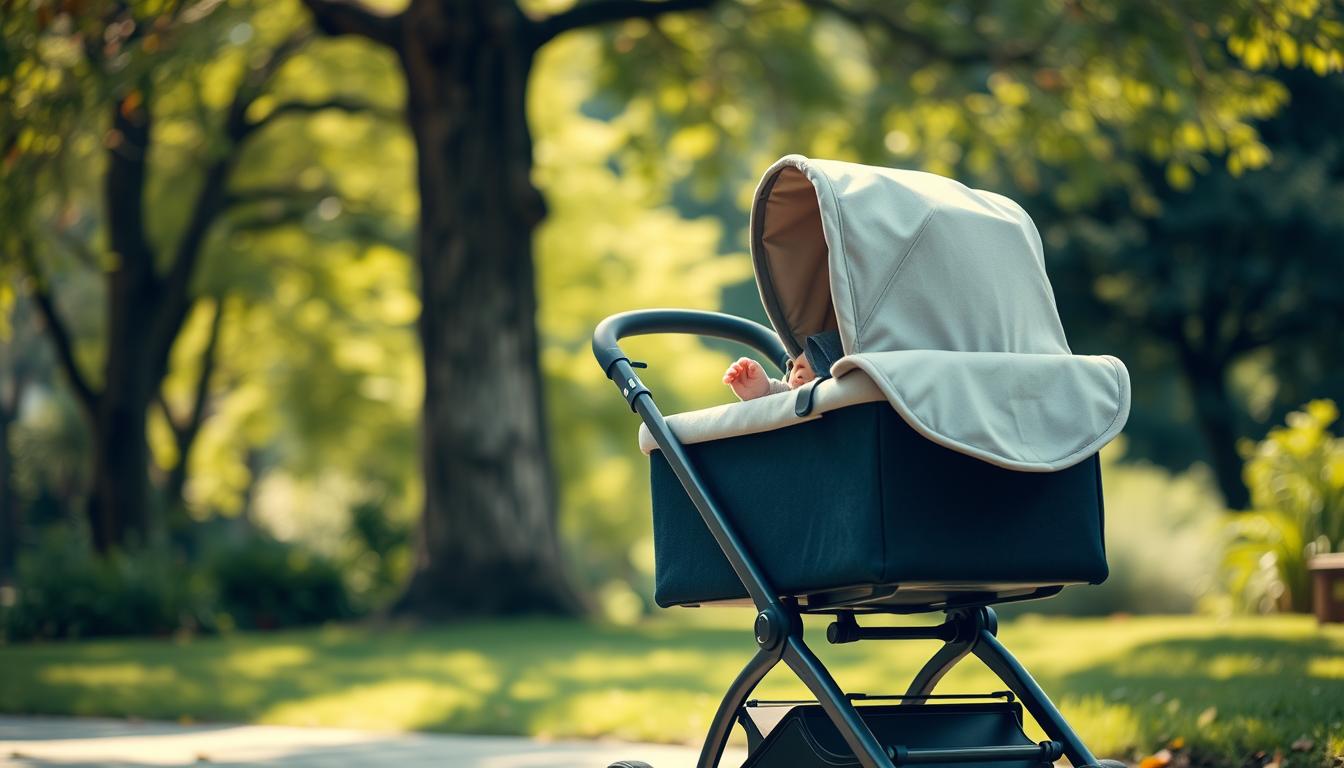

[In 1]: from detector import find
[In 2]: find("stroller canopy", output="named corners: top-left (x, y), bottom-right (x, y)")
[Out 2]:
top-left (749, 155), bottom-right (1130, 471)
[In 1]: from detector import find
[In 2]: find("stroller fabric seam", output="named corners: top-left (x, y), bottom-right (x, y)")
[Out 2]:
top-left (752, 168), bottom-right (801, 358)
top-left (854, 204), bottom-right (938, 342)
top-left (830, 354), bottom-right (1127, 471)
top-left (797, 157), bottom-right (863, 356)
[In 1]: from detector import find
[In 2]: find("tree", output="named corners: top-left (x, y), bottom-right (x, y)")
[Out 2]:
top-left (2, 1), bottom-right (391, 551)
top-left (297, 0), bottom-right (1340, 615)
top-left (1041, 68), bottom-right (1344, 509)
top-left (0, 296), bottom-right (50, 578)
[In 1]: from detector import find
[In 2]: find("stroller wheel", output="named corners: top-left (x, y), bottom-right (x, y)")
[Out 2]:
top-left (607, 762), bottom-right (653, 768)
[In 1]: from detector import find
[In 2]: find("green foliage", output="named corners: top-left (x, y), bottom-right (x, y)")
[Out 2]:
top-left (1245, 399), bottom-right (1344, 548)
top-left (208, 536), bottom-right (353, 631)
top-left (2, 0), bottom-right (419, 583)
top-left (2, 527), bottom-right (212, 641)
top-left (1024, 66), bottom-right (1344, 510)
top-left (149, 5), bottom-right (420, 541)
top-left (342, 498), bottom-right (412, 610)
top-left (1, 524), bottom-right (357, 639)
top-left (595, 0), bottom-right (1343, 213)
top-left (532, 35), bottom-right (754, 616)
top-left (1224, 400), bottom-right (1344, 612)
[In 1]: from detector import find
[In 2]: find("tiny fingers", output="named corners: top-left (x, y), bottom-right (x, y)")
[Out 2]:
top-left (724, 358), bottom-right (763, 388)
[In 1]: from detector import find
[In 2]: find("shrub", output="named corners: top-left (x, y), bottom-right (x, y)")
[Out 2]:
top-left (1222, 399), bottom-right (1344, 612)
top-left (2, 528), bottom-right (357, 640)
top-left (2, 528), bottom-right (212, 641)
top-left (208, 536), bottom-right (354, 630)
top-left (341, 500), bottom-right (412, 611)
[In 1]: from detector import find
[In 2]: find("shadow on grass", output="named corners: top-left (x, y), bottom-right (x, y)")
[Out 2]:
top-left (1038, 633), bottom-right (1344, 762)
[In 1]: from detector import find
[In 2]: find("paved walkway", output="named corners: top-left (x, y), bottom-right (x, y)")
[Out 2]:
top-left (0, 717), bottom-right (745, 767)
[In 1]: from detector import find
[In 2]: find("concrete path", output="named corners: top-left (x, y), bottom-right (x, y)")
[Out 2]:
top-left (0, 717), bottom-right (745, 768)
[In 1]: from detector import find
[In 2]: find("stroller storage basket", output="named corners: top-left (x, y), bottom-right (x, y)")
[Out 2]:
top-left (650, 401), bottom-right (1107, 610)
top-left (741, 701), bottom-right (1050, 768)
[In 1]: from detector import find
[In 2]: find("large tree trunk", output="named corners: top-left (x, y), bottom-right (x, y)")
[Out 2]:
top-left (85, 255), bottom-right (160, 552)
top-left (1178, 349), bottom-right (1252, 510)
top-left (394, 0), bottom-right (583, 616)
top-left (85, 95), bottom-right (161, 553)
top-left (87, 383), bottom-right (155, 551)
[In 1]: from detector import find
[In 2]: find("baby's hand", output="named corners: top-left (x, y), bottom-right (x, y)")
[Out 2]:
top-left (723, 357), bottom-right (771, 400)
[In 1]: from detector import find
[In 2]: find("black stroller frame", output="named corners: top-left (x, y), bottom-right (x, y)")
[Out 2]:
top-left (594, 309), bottom-right (1110, 768)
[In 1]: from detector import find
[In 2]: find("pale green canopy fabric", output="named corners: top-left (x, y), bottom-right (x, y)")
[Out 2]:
top-left (748, 154), bottom-right (1131, 471)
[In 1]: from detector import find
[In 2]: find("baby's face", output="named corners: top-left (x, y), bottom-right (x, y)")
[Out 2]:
top-left (788, 355), bottom-right (817, 388)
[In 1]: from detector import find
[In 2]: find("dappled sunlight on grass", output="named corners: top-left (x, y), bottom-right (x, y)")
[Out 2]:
top-left (1050, 695), bottom-right (1143, 753)
top-left (41, 662), bottom-right (178, 688)
top-left (506, 678), bottom-right (557, 703)
top-left (261, 678), bottom-right (489, 731)
top-left (1204, 652), bottom-right (1283, 679)
top-left (1308, 656), bottom-right (1344, 679)
top-left (224, 645), bottom-right (315, 677)
top-left (1, 614), bottom-right (1341, 762)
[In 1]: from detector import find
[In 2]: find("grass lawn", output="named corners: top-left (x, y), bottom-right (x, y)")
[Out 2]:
top-left (1, 611), bottom-right (1341, 765)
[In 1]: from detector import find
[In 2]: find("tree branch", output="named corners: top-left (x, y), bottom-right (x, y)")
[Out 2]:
top-left (224, 182), bottom-right (344, 208)
top-left (105, 82), bottom-right (157, 293)
top-left (155, 29), bottom-right (313, 368)
top-left (800, 0), bottom-right (1054, 66)
top-left (159, 296), bottom-right (225, 451)
top-left (15, 240), bottom-right (99, 415)
top-left (533, 0), bottom-right (720, 48)
top-left (302, 0), bottom-right (402, 48)
top-left (224, 29), bottom-right (316, 142)
top-left (243, 97), bottom-right (398, 136)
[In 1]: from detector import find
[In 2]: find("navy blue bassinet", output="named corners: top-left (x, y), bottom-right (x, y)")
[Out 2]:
top-left (649, 401), bottom-right (1107, 610)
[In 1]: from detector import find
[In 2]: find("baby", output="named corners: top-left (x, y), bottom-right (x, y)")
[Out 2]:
top-left (722, 330), bottom-right (843, 401)
top-left (723, 354), bottom-right (816, 400)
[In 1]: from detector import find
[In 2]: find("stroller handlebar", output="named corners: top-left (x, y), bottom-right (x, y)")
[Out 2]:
top-left (592, 309), bottom-right (789, 379)
top-left (591, 308), bottom-right (792, 612)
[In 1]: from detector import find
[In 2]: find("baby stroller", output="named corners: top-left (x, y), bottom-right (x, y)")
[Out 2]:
top-left (592, 155), bottom-right (1131, 768)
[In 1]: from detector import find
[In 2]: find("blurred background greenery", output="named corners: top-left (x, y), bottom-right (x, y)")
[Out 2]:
top-left (2, 0), bottom-right (1344, 758)
top-left (1, 0), bottom-right (1342, 632)
top-left (1, 0), bottom-right (1343, 759)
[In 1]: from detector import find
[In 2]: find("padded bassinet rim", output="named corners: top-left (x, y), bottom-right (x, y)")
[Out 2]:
top-left (638, 370), bottom-right (885, 454)
top-left (638, 352), bottom-right (1131, 473)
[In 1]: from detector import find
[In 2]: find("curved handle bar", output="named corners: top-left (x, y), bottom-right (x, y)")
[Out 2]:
top-left (592, 309), bottom-right (789, 378)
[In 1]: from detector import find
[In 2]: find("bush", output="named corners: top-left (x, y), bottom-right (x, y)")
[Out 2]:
top-left (1222, 399), bottom-right (1344, 613)
top-left (2, 529), bottom-right (356, 640)
top-left (209, 536), bottom-right (354, 630)
top-left (2, 529), bottom-right (212, 641)
top-left (341, 500), bottom-right (412, 612)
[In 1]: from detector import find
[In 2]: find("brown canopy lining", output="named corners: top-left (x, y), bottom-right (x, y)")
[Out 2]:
top-left (752, 166), bottom-right (837, 357)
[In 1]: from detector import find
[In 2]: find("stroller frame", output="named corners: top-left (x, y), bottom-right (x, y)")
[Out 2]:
top-left (594, 308), bottom-right (1106, 768)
